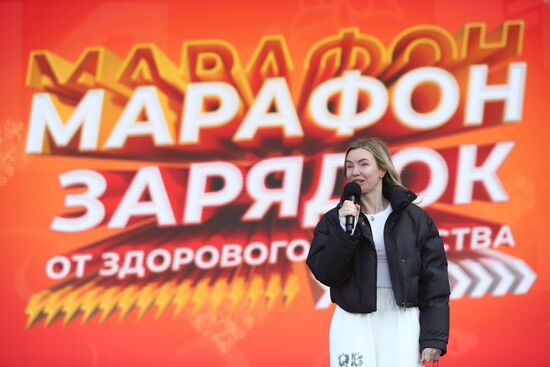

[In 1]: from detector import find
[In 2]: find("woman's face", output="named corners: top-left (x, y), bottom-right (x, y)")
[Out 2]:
top-left (345, 148), bottom-right (386, 195)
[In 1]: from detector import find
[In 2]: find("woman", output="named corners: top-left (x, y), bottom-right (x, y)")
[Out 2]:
top-left (307, 138), bottom-right (450, 367)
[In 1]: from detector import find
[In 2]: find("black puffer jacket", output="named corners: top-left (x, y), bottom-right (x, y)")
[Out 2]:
top-left (306, 184), bottom-right (450, 355)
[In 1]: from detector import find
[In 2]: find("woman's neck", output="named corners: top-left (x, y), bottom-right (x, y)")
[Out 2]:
top-left (360, 191), bottom-right (388, 214)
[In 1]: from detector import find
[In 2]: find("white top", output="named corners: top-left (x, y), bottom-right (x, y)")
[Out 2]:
top-left (366, 203), bottom-right (393, 288)
top-left (338, 203), bottom-right (394, 288)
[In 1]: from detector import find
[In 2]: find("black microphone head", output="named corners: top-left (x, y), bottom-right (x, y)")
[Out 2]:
top-left (343, 182), bottom-right (361, 201)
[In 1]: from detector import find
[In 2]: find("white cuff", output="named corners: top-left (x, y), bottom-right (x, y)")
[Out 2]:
top-left (339, 216), bottom-right (357, 235)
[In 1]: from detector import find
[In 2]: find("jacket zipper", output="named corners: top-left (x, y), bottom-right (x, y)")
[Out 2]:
top-left (362, 213), bottom-right (377, 310)
top-left (387, 213), bottom-right (406, 306)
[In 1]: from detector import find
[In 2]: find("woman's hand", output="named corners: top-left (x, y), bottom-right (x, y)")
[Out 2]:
top-left (420, 348), bottom-right (441, 364)
top-left (338, 200), bottom-right (361, 219)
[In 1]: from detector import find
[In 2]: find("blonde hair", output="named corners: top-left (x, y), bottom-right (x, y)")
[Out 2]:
top-left (344, 137), bottom-right (404, 188)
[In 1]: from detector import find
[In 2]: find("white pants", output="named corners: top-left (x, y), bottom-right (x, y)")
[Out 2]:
top-left (329, 288), bottom-right (421, 367)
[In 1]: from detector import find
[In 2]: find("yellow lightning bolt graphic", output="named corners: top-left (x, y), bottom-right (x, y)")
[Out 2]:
top-left (62, 282), bottom-right (95, 325)
top-left (117, 284), bottom-right (139, 321)
top-left (44, 286), bottom-right (73, 326)
top-left (191, 278), bottom-right (210, 315)
top-left (172, 279), bottom-right (192, 317)
top-left (282, 273), bottom-right (300, 307)
top-left (136, 283), bottom-right (158, 319)
top-left (265, 274), bottom-right (282, 309)
top-left (80, 286), bottom-right (102, 323)
top-left (247, 275), bottom-right (264, 309)
top-left (210, 279), bottom-right (228, 312)
top-left (98, 287), bottom-right (121, 322)
top-left (154, 280), bottom-right (177, 318)
top-left (228, 276), bottom-right (246, 312)
top-left (25, 290), bottom-right (50, 328)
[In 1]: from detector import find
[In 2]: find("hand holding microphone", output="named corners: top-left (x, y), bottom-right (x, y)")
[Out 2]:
top-left (421, 348), bottom-right (441, 366)
top-left (339, 182), bottom-right (362, 234)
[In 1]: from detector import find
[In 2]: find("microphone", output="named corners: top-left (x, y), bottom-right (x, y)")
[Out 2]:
top-left (342, 182), bottom-right (361, 234)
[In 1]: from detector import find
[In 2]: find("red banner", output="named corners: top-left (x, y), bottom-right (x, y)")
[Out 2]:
top-left (1, 1), bottom-right (549, 366)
